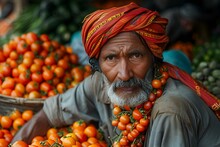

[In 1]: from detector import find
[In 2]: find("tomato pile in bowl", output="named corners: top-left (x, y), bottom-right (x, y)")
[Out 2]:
top-left (0, 32), bottom-right (91, 99)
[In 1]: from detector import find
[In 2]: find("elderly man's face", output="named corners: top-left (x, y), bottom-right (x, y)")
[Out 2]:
top-left (99, 32), bottom-right (153, 107)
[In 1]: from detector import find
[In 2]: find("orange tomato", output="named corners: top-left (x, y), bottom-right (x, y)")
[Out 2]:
top-left (13, 117), bottom-right (25, 130)
top-left (1, 77), bottom-right (15, 89)
top-left (46, 128), bottom-right (58, 139)
top-left (22, 110), bottom-right (34, 121)
top-left (12, 140), bottom-right (28, 147)
top-left (81, 141), bottom-right (91, 147)
top-left (61, 136), bottom-right (76, 147)
top-left (26, 81), bottom-right (40, 93)
top-left (30, 63), bottom-right (42, 73)
top-left (9, 50), bottom-right (19, 60)
top-left (84, 125), bottom-right (97, 138)
top-left (11, 89), bottom-right (23, 97)
top-left (15, 83), bottom-right (25, 95)
top-left (31, 136), bottom-right (45, 143)
top-left (33, 58), bottom-right (44, 66)
top-left (87, 137), bottom-right (98, 145)
top-left (151, 79), bottom-right (162, 89)
top-left (58, 59), bottom-right (69, 70)
top-left (1, 89), bottom-right (12, 96)
top-left (28, 91), bottom-right (41, 98)
top-left (23, 57), bottom-right (33, 67)
top-left (18, 64), bottom-right (28, 73)
top-left (0, 116), bottom-right (12, 129)
top-left (23, 51), bottom-right (35, 59)
top-left (0, 138), bottom-right (9, 147)
top-left (73, 120), bottom-right (87, 131)
top-left (71, 67), bottom-right (83, 82)
top-left (56, 83), bottom-right (67, 94)
top-left (9, 109), bottom-right (21, 120)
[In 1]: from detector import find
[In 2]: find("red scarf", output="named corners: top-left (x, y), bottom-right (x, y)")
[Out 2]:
top-left (164, 62), bottom-right (220, 120)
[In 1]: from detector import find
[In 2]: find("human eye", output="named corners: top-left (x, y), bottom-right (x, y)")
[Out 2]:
top-left (130, 52), bottom-right (143, 59)
top-left (105, 54), bottom-right (116, 61)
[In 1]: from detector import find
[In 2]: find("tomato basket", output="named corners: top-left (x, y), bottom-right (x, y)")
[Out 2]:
top-left (0, 94), bottom-right (44, 115)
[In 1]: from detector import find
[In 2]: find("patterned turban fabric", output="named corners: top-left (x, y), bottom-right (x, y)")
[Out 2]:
top-left (81, 2), bottom-right (169, 59)
top-left (82, 3), bottom-right (220, 119)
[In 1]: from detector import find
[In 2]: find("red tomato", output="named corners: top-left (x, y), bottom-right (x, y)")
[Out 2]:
top-left (40, 34), bottom-right (50, 42)
top-left (40, 82), bottom-right (52, 93)
top-left (26, 32), bottom-right (39, 45)
top-left (31, 42), bottom-right (42, 53)
top-left (26, 81), bottom-right (40, 93)
top-left (143, 101), bottom-right (153, 110)
top-left (18, 72), bottom-right (31, 85)
top-left (31, 72), bottom-right (43, 83)
top-left (24, 51), bottom-right (35, 59)
top-left (58, 59), bottom-right (69, 70)
top-left (54, 66), bottom-right (65, 78)
top-left (1, 77), bottom-right (15, 89)
top-left (45, 56), bottom-right (56, 66)
top-left (2, 64), bottom-right (12, 77)
top-left (3, 44), bottom-right (13, 57)
top-left (42, 70), bottom-right (54, 81)
top-left (0, 50), bottom-right (6, 62)
top-left (16, 40), bottom-right (30, 54)
top-left (132, 109), bottom-right (143, 121)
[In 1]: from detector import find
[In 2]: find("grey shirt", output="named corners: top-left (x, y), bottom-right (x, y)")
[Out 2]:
top-left (43, 72), bottom-right (220, 146)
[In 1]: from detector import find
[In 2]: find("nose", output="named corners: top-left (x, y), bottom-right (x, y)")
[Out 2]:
top-left (117, 59), bottom-right (133, 81)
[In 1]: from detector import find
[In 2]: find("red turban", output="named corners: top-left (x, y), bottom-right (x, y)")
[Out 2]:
top-left (82, 2), bottom-right (169, 58)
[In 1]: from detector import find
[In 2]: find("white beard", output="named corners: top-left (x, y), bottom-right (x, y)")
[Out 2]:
top-left (103, 67), bottom-right (153, 107)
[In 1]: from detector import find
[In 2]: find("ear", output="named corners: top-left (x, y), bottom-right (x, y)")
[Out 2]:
top-left (89, 58), bottom-right (102, 73)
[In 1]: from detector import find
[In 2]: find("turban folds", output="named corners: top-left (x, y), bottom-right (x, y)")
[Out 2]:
top-left (82, 2), bottom-right (169, 59)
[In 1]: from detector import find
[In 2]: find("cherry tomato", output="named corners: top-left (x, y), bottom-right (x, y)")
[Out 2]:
top-left (42, 70), bottom-right (54, 81)
top-left (119, 114), bottom-right (130, 125)
top-left (26, 81), bottom-right (40, 93)
top-left (148, 92), bottom-right (156, 102)
top-left (132, 109), bottom-right (143, 121)
top-left (113, 107), bottom-right (121, 116)
top-left (136, 124), bottom-right (145, 132)
top-left (143, 101), bottom-right (153, 110)
top-left (151, 79), bottom-right (162, 89)
top-left (140, 118), bottom-right (150, 127)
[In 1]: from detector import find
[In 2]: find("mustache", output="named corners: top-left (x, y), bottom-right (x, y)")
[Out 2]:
top-left (112, 77), bottom-right (152, 91)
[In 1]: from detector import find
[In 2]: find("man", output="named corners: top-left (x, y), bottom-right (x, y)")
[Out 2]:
top-left (12, 3), bottom-right (220, 146)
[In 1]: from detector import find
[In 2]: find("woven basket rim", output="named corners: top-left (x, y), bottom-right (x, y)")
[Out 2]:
top-left (0, 94), bottom-right (44, 104)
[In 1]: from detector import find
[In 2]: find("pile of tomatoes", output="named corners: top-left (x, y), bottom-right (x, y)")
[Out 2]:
top-left (10, 120), bottom-right (107, 147)
top-left (0, 32), bottom-right (91, 98)
top-left (0, 109), bottom-right (107, 147)
top-left (0, 109), bottom-right (34, 146)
